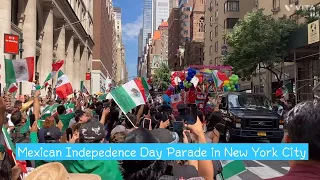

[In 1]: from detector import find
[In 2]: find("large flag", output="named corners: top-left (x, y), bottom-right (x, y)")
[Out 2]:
top-left (56, 71), bottom-right (73, 99)
top-left (7, 83), bottom-right (18, 93)
top-left (5, 57), bottom-right (34, 84)
top-left (41, 60), bottom-right (65, 89)
top-left (212, 70), bottom-right (229, 89)
top-left (110, 79), bottom-right (146, 114)
top-left (220, 160), bottom-right (246, 179)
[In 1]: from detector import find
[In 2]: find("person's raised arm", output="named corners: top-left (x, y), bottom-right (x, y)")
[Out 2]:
top-left (33, 90), bottom-right (41, 121)
top-left (187, 117), bottom-right (214, 180)
top-left (135, 105), bottom-right (144, 125)
top-left (100, 107), bottom-right (110, 124)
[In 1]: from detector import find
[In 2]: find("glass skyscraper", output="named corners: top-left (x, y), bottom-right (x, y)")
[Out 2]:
top-left (142, 0), bottom-right (153, 53)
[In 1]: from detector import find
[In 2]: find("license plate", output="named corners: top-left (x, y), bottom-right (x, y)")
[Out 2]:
top-left (257, 132), bottom-right (266, 136)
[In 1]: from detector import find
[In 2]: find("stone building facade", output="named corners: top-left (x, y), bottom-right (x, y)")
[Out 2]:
top-left (0, 0), bottom-right (94, 95)
top-left (168, 8), bottom-right (180, 70)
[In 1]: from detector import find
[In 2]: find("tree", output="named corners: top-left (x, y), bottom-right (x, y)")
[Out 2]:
top-left (224, 9), bottom-right (298, 83)
top-left (153, 63), bottom-right (170, 90)
top-left (295, 6), bottom-right (320, 24)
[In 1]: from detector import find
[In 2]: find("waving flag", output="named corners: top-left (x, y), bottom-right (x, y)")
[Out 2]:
top-left (56, 71), bottom-right (73, 99)
top-left (212, 70), bottom-right (229, 88)
top-left (80, 81), bottom-right (89, 94)
top-left (8, 83), bottom-right (18, 93)
top-left (220, 160), bottom-right (246, 179)
top-left (5, 57), bottom-right (34, 84)
top-left (41, 60), bottom-right (65, 89)
top-left (110, 79), bottom-right (146, 114)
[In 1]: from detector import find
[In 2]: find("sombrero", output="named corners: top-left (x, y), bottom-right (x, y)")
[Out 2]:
top-left (25, 162), bottom-right (101, 180)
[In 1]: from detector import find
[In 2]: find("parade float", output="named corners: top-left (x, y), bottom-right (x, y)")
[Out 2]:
top-left (164, 65), bottom-right (241, 115)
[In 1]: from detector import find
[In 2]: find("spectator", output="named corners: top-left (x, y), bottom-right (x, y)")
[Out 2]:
top-left (38, 116), bottom-right (61, 143)
top-left (266, 100), bottom-right (320, 180)
top-left (109, 132), bottom-right (126, 143)
top-left (61, 121), bottom-right (123, 180)
top-left (110, 113), bottom-right (137, 136)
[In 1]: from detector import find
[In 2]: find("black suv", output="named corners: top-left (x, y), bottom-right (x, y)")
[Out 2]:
top-left (219, 92), bottom-right (284, 143)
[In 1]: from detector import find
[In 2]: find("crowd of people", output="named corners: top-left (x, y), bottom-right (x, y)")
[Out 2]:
top-left (0, 89), bottom-right (319, 180)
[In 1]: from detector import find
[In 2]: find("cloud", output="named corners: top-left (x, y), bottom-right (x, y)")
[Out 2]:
top-left (122, 15), bottom-right (143, 41)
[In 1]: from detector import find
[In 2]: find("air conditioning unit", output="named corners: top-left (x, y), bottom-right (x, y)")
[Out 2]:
top-left (271, 7), bottom-right (280, 12)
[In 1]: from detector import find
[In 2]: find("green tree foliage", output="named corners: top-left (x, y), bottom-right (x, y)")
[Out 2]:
top-left (153, 63), bottom-right (170, 90)
top-left (224, 9), bottom-right (298, 82)
top-left (295, 5), bottom-right (320, 24)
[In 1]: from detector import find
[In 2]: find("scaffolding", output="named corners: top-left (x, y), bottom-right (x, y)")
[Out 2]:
top-left (292, 44), bottom-right (320, 104)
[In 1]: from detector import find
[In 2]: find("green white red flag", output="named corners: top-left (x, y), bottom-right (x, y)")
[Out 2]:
top-left (212, 70), bottom-right (229, 88)
top-left (7, 83), bottom-right (18, 93)
top-left (55, 70), bottom-right (73, 99)
top-left (5, 57), bottom-right (34, 84)
top-left (41, 60), bottom-right (65, 89)
top-left (110, 79), bottom-right (146, 114)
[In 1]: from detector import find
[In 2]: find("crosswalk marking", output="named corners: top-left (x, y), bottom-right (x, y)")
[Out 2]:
top-left (282, 167), bottom-right (290, 171)
top-left (246, 167), bottom-right (284, 179)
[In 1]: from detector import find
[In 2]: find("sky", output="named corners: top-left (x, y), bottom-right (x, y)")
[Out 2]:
top-left (113, 0), bottom-right (144, 81)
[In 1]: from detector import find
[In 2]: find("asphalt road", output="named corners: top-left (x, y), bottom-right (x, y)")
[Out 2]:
top-left (217, 132), bottom-right (290, 180)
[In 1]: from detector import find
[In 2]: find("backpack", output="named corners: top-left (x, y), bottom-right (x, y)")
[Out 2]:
top-left (10, 126), bottom-right (31, 143)
top-left (213, 160), bottom-right (224, 180)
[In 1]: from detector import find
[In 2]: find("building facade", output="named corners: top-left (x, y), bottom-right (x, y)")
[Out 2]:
top-left (179, 0), bottom-right (194, 45)
top-left (142, 0), bottom-right (153, 53)
top-left (153, 0), bottom-right (170, 32)
top-left (92, 0), bottom-right (116, 93)
top-left (184, 0), bottom-right (205, 66)
top-left (148, 21), bottom-right (169, 76)
top-left (137, 28), bottom-right (143, 77)
top-left (0, 0), bottom-right (94, 95)
top-left (204, 0), bottom-right (255, 66)
top-left (168, 8), bottom-right (180, 70)
top-left (169, 0), bottom-right (179, 11)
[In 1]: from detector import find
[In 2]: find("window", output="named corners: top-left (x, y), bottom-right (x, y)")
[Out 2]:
top-left (209, 45), bottom-right (213, 55)
top-left (215, 57), bottom-right (219, 65)
top-left (215, 10), bottom-right (218, 18)
top-left (209, 1), bottom-right (213, 10)
top-left (215, 41), bottom-right (218, 52)
top-left (215, 25), bottom-right (218, 36)
top-left (215, 0), bottom-right (218, 6)
top-left (224, 18), bottom-right (239, 29)
top-left (199, 17), bottom-right (204, 32)
top-left (210, 31), bottom-right (213, 40)
top-left (210, 16), bottom-right (213, 25)
top-left (224, 1), bottom-right (240, 12)
top-left (183, 30), bottom-right (188, 34)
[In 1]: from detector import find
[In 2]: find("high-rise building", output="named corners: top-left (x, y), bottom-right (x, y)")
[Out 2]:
top-left (152, 0), bottom-right (170, 32)
top-left (142, 0), bottom-right (153, 52)
top-left (92, 0), bottom-right (116, 93)
top-left (169, 0), bottom-right (179, 11)
top-left (0, 0), bottom-right (94, 95)
top-left (204, 0), bottom-right (255, 66)
top-left (137, 28), bottom-right (143, 76)
top-left (179, 0), bottom-right (194, 45)
top-left (148, 21), bottom-right (169, 76)
top-left (168, 8), bottom-right (181, 70)
top-left (184, 0), bottom-right (205, 66)
top-left (114, 7), bottom-right (122, 43)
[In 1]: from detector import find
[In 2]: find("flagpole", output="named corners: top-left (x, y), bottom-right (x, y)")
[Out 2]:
top-left (109, 94), bottom-right (137, 128)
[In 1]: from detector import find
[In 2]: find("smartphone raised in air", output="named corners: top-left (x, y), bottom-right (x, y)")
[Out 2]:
top-left (66, 128), bottom-right (73, 142)
top-left (173, 121), bottom-right (184, 137)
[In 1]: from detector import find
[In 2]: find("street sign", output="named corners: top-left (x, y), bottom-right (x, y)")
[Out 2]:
top-left (4, 34), bottom-right (19, 54)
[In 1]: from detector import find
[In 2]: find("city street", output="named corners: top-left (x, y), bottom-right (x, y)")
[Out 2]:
top-left (217, 132), bottom-right (290, 180)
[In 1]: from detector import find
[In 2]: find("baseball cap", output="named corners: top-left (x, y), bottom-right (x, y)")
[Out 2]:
top-left (44, 127), bottom-right (62, 143)
top-left (125, 128), bottom-right (159, 143)
top-left (151, 128), bottom-right (179, 143)
top-left (79, 121), bottom-right (106, 143)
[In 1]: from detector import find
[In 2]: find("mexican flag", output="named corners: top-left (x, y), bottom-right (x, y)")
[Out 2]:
top-left (64, 103), bottom-right (75, 114)
top-left (212, 70), bottom-right (228, 88)
top-left (110, 79), bottom-right (146, 114)
top-left (5, 57), bottom-right (34, 84)
top-left (220, 160), bottom-right (246, 179)
top-left (8, 83), bottom-right (18, 93)
top-left (55, 71), bottom-right (73, 99)
top-left (41, 60), bottom-right (65, 89)
top-left (2, 126), bottom-right (27, 173)
top-left (80, 81), bottom-right (89, 94)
